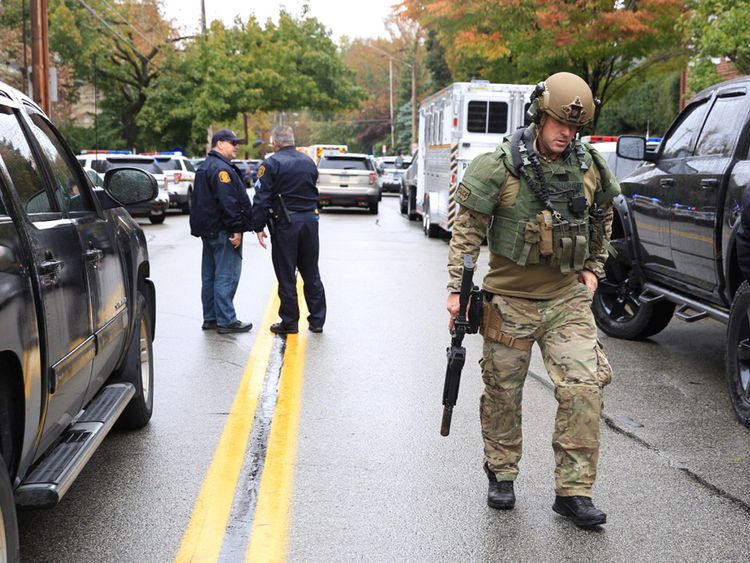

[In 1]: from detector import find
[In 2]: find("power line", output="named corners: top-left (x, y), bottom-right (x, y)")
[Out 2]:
top-left (76, 0), bottom-right (163, 72)
top-left (97, 0), bottom-right (160, 52)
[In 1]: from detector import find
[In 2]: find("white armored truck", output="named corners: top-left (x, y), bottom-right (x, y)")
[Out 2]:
top-left (409, 80), bottom-right (535, 237)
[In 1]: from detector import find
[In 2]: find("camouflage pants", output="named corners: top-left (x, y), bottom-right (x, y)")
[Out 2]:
top-left (480, 283), bottom-right (613, 497)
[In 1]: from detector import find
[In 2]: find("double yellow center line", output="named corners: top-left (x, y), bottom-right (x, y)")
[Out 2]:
top-left (175, 285), bottom-right (308, 562)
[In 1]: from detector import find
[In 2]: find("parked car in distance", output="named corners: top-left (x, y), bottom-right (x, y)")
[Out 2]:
top-left (189, 157), bottom-right (206, 170)
top-left (0, 79), bottom-right (157, 560)
top-left (377, 155), bottom-right (412, 193)
top-left (149, 153), bottom-right (196, 214)
top-left (77, 152), bottom-right (170, 224)
top-left (231, 159), bottom-right (263, 187)
top-left (317, 153), bottom-right (380, 214)
top-left (399, 150), bottom-right (419, 220)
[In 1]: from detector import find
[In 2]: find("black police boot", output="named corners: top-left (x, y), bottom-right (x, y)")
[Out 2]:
top-left (270, 322), bottom-right (299, 334)
top-left (487, 474), bottom-right (515, 510)
top-left (552, 496), bottom-right (607, 528)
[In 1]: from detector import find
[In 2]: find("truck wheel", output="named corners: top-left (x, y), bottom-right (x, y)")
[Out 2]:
top-left (0, 457), bottom-right (19, 562)
top-left (407, 187), bottom-right (419, 221)
top-left (115, 291), bottom-right (154, 430)
top-left (726, 280), bottom-right (750, 428)
top-left (423, 200), bottom-right (440, 238)
top-left (592, 249), bottom-right (675, 339)
top-left (181, 188), bottom-right (192, 214)
top-left (399, 185), bottom-right (408, 215)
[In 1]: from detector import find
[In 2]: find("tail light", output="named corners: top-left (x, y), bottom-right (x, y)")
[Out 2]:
top-left (450, 174), bottom-right (456, 187)
top-left (369, 172), bottom-right (377, 185)
top-left (174, 172), bottom-right (182, 183)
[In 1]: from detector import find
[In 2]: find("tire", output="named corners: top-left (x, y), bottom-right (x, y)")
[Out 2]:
top-left (592, 245), bottom-right (675, 339)
top-left (423, 199), bottom-right (440, 238)
top-left (399, 186), bottom-right (408, 215)
top-left (181, 188), bottom-right (192, 214)
top-left (726, 280), bottom-right (750, 428)
top-left (115, 291), bottom-right (154, 430)
top-left (407, 186), bottom-right (419, 221)
top-left (0, 457), bottom-right (19, 562)
top-left (369, 200), bottom-right (379, 214)
top-left (149, 214), bottom-right (166, 225)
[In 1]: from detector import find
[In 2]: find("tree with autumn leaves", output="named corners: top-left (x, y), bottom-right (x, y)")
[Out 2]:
top-left (397, 0), bottom-right (686, 130)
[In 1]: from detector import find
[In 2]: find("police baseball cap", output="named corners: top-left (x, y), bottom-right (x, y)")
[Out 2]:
top-left (211, 128), bottom-right (243, 146)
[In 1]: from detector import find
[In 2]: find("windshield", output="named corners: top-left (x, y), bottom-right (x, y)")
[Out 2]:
top-left (105, 160), bottom-right (163, 174)
top-left (154, 158), bottom-right (180, 171)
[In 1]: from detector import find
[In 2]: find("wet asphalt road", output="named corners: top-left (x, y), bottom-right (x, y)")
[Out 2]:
top-left (16, 196), bottom-right (750, 561)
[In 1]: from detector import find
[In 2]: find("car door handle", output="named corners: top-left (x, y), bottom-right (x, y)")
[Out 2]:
top-left (659, 178), bottom-right (674, 187)
top-left (39, 256), bottom-right (63, 287)
top-left (701, 178), bottom-right (719, 189)
top-left (84, 248), bottom-right (104, 262)
top-left (39, 258), bottom-right (62, 276)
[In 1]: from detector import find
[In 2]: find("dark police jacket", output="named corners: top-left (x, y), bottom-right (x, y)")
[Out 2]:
top-left (250, 146), bottom-right (319, 232)
top-left (190, 150), bottom-right (252, 238)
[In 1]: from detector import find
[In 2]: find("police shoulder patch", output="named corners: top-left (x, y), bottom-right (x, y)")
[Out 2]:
top-left (218, 170), bottom-right (231, 184)
top-left (457, 184), bottom-right (471, 201)
top-left (257, 165), bottom-right (265, 179)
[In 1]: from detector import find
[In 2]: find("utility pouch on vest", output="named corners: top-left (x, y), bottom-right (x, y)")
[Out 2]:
top-left (480, 299), bottom-right (533, 352)
top-left (536, 210), bottom-right (553, 256)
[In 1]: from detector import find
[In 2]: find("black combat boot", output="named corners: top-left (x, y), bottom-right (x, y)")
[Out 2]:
top-left (487, 473), bottom-right (515, 510)
top-left (552, 496), bottom-right (606, 528)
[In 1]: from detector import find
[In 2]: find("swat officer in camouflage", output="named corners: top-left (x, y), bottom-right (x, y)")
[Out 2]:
top-left (446, 72), bottom-right (619, 528)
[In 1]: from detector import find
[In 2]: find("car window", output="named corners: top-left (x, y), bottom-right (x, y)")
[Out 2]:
top-left (319, 157), bottom-right (370, 170)
top-left (26, 111), bottom-right (95, 215)
top-left (661, 99), bottom-right (709, 159)
top-left (694, 93), bottom-right (746, 157)
top-left (0, 190), bottom-right (7, 215)
top-left (0, 105), bottom-right (55, 215)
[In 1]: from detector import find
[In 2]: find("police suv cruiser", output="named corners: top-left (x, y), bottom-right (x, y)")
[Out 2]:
top-left (77, 151), bottom-right (170, 223)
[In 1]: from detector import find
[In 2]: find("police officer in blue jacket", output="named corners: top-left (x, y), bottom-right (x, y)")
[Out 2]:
top-left (190, 128), bottom-right (253, 334)
top-left (251, 125), bottom-right (327, 334)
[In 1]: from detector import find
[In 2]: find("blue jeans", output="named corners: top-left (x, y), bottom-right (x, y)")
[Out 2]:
top-left (201, 232), bottom-right (242, 326)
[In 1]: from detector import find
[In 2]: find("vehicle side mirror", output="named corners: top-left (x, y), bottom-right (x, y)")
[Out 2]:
top-left (103, 167), bottom-right (158, 206)
top-left (617, 136), bottom-right (647, 161)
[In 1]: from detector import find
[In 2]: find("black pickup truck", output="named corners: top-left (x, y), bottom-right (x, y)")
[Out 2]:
top-left (592, 75), bottom-right (750, 428)
top-left (0, 82), bottom-right (157, 559)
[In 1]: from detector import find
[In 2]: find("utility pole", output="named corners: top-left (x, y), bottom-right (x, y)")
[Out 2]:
top-left (30, 0), bottom-right (50, 114)
top-left (200, 0), bottom-right (207, 34)
top-left (388, 58), bottom-right (395, 153)
top-left (411, 63), bottom-right (417, 150)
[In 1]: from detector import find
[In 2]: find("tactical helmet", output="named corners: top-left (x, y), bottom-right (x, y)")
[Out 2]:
top-left (528, 72), bottom-right (595, 126)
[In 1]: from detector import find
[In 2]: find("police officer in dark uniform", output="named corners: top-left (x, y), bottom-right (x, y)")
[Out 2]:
top-left (190, 128), bottom-right (253, 334)
top-left (251, 125), bottom-right (326, 334)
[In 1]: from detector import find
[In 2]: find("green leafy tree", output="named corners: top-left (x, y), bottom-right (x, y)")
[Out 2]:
top-left (684, 0), bottom-right (750, 94)
top-left (140, 11), bottom-right (365, 153)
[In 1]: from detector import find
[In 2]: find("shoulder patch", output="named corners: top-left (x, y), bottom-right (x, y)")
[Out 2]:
top-left (218, 170), bottom-right (231, 184)
top-left (457, 184), bottom-right (471, 202)
top-left (257, 164), bottom-right (265, 178)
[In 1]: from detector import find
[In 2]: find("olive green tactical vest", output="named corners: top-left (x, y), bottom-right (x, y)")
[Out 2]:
top-left (488, 142), bottom-right (593, 274)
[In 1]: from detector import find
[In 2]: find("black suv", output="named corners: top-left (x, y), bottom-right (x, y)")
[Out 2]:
top-left (0, 81), bottom-right (157, 559)
top-left (593, 76), bottom-right (750, 427)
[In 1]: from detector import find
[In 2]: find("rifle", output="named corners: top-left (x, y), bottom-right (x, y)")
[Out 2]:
top-left (441, 254), bottom-right (483, 436)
